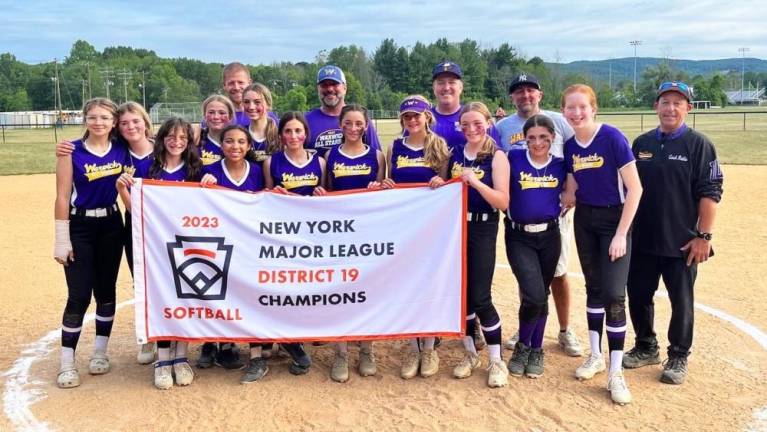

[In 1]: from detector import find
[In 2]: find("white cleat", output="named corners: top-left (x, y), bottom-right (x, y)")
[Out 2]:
top-left (608, 370), bottom-right (632, 405)
top-left (558, 329), bottom-right (584, 357)
top-left (575, 354), bottom-right (606, 381)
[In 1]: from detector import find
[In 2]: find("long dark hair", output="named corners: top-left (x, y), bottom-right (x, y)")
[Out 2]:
top-left (277, 111), bottom-right (311, 151)
top-left (339, 104), bottom-right (369, 145)
top-left (149, 117), bottom-right (202, 181)
top-left (522, 114), bottom-right (557, 137)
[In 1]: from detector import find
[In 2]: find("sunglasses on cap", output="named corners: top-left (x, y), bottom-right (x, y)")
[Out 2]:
top-left (658, 81), bottom-right (690, 93)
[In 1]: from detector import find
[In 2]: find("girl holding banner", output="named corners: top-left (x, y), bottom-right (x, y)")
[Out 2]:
top-left (386, 95), bottom-right (450, 379)
top-left (197, 95), bottom-right (236, 166)
top-left (117, 117), bottom-right (203, 389)
top-left (449, 102), bottom-right (510, 388)
top-left (314, 104), bottom-right (385, 383)
top-left (264, 111), bottom-right (326, 196)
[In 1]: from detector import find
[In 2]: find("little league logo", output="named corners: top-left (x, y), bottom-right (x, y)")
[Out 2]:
top-left (167, 236), bottom-right (233, 300)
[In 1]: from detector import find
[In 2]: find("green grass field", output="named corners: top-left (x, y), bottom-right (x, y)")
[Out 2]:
top-left (1, 112), bottom-right (765, 176)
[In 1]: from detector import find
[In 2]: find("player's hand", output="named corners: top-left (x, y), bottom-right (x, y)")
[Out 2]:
top-left (270, 186), bottom-right (289, 195)
top-left (54, 220), bottom-right (74, 266)
top-left (681, 238), bottom-right (711, 266)
top-left (428, 176), bottom-right (446, 189)
top-left (56, 140), bottom-right (75, 157)
top-left (460, 168), bottom-right (478, 187)
top-left (313, 186), bottom-right (328, 196)
top-left (116, 172), bottom-right (134, 191)
top-left (608, 233), bottom-right (627, 262)
top-left (561, 191), bottom-right (576, 210)
top-left (199, 174), bottom-right (217, 187)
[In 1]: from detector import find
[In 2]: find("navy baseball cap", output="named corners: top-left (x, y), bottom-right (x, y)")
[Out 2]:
top-left (432, 61), bottom-right (463, 80)
top-left (508, 73), bottom-right (541, 93)
top-left (656, 81), bottom-right (692, 102)
top-left (317, 65), bottom-right (346, 84)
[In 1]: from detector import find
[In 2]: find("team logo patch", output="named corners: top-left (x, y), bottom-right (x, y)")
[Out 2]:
top-left (637, 151), bottom-right (653, 160)
top-left (167, 236), bottom-right (233, 300)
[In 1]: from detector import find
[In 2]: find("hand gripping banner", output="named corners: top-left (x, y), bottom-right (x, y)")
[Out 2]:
top-left (132, 180), bottom-right (467, 343)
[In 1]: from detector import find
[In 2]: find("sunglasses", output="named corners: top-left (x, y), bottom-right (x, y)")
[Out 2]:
top-left (658, 81), bottom-right (691, 94)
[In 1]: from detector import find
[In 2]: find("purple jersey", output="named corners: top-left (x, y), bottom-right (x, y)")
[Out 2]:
top-left (203, 160), bottom-right (264, 192)
top-left (70, 139), bottom-right (128, 209)
top-left (269, 150), bottom-right (322, 196)
top-left (125, 149), bottom-right (153, 179)
top-left (449, 148), bottom-right (496, 213)
top-left (431, 106), bottom-right (501, 152)
top-left (326, 144), bottom-right (379, 191)
top-left (564, 124), bottom-right (635, 207)
top-left (248, 121), bottom-right (277, 165)
top-left (137, 162), bottom-right (196, 182)
top-left (508, 149), bottom-right (566, 224)
top-left (199, 132), bottom-right (224, 166)
top-left (305, 108), bottom-right (381, 156)
top-left (201, 110), bottom-right (279, 129)
top-left (389, 138), bottom-right (439, 183)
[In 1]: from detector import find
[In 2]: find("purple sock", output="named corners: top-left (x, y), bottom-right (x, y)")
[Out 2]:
top-left (531, 315), bottom-right (548, 349)
top-left (606, 319), bottom-right (627, 352)
top-left (518, 319), bottom-right (536, 347)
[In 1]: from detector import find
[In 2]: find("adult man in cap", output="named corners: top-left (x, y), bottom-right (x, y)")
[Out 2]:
top-left (496, 72), bottom-right (583, 357)
top-left (305, 65), bottom-right (381, 156)
top-left (623, 81), bottom-right (723, 385)
top-left (430, 61), bottom-right (501, 151)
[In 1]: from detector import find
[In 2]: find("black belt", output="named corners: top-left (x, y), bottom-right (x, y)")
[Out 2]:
top-left (506, 218), bottom-right (558, 233)
top-left (467, 211), bottom-right (499, 223)
top-left (70, 204), bottom-right (119, 218)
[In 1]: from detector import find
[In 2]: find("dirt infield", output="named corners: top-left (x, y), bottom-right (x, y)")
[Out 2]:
top-left (1, 167), bottom-right (766, 432)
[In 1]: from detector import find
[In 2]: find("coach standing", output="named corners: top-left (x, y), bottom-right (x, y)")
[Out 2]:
top-left (623, 81), bottom-right (723, 385)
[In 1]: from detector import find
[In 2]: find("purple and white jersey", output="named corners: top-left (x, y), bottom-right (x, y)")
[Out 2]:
top-left (431, 106), bottom-right (501, 152)
top-left (305, 108), bottom-right (381, 156)
top-left (70, 139), bottom-right (128, 209)
top-left (507, 149), bottom-right (565, 224)
top-left (201, 110), bottom-right (279, 129)
top-left (449, 148), bottom-right (496, 214)
top-left (389, 138), bottom-right (439, 184)
top-left (199, 132), bottom-right (224, 166)
top-left (269, 150), bottom-right (322, 196)
top-left (495, 110), bottom-right (574, 156)
top-left (136, 162), bottom-right (195, 182)
top-left (248, 121), bottom-right (277, 165)
top-left (564, 124), bottom-right (635, 207)
top-left (326, 144), bottom-right (378, 191)
top-left (125, 149), bottom-right (153, 179)
top-left (203, 160), bottom-right (264, 192)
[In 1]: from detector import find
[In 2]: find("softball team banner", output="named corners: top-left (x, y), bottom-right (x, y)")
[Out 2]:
top-left (132, 180), bottom-right (466, 344)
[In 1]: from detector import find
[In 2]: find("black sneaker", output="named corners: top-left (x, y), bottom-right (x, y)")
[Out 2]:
top-left (282, 343), bottom-right (312, 375)
top-left (215, 344), bottom-right (244, 369)
top-left (196, 342), bottom-right (217, 369)
top-left (525, 347), bottom-right (544, 378)
top-left (508, 342), bottom-right (531, 377)
top-left (660, 356), bottom-right (688, 385)
top-left (241, 358), bottom-right (269, 384)
top-left (623, 346), bottom-right (661, 369)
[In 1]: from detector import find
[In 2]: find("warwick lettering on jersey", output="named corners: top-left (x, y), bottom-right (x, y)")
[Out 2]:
top-left (518, 171), bottom-right (559, 189)
top-left (83, 161), bottom-right (123, 181)
top-left (332, 162), bottom-right (372, 177)
top-left (396, 154), bottom-right (427, 168)
top-left (450, 162), bottom-right (485, 180)
top-left (571, 153), bottom-right (604, 171)
top-left (281, 172), bottom-right (319, 189)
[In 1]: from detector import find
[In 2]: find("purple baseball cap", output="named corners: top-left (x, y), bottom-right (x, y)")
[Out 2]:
top-left (399, 97), bottom-right (431, 115)
top-left (317, 65), bottom-right (346, 84)
top-left (432, 61), bottom-right (463, 80)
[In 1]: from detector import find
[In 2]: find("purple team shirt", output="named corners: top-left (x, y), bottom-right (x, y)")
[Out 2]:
top-left (126, 150), bottom-right (153, 179)
top-left (136, 162), bottom-right (195, 182)
top-left (203, 160), bottom-right (264, 192)
top-left (564, 124), bottom-right (635, 207)
top-left (449, 148), bottom-right (496, 213)
top-left (70, 139), bottom-right (129, 209)
top-left (305, 108), bottom-right (381, 156)
top-left (389, 138), bottom-right (439, 183)
top-left (431, 106), bottom-right (501, 152)
top-left (508, 149), bottom-right (566, 224)
top-left (269, 150), bottom-right (322, 196)
top-left (326, 144), bottom-right (379, 191)
top-left (199, 133), bottom-right (224, 166)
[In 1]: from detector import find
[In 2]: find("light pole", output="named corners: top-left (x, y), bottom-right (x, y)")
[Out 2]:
top-left (630, 40), bottom-right (643, 96)
top-left (738, 47), bottom-right (750, 105)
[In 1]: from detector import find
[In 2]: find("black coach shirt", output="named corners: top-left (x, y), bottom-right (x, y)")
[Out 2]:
top-left (631, 125), bottom-right (724, 257)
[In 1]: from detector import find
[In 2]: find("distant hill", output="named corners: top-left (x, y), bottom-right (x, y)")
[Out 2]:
top-left (549, 57), bottom-right (767, 84)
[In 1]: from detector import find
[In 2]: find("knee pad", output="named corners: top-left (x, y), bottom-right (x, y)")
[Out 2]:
top-left (519, 300), bottom-right (543, 322)
top-left (64, 297), bottom-right (90, 320)
top-left (606, 302), bottom-right (626, 322)
top-left (96, 301), bottom-right (116, 318)
top-left (62, 311), bottom-right (85, 329)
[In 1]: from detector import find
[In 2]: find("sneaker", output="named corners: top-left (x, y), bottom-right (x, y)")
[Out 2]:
top-left (608, 370), bottom-right (632, 405)
top-left (241, 358), bottom-right (269, 384)
top-left (154, 361), bottom-right (173, 390)
top-left (525, 348), bottom-right (544, 378)
top-left (419, 348), bottom-right (439, 378)
top-left (660, 356), bottom-right (688, 385)
top-left (196, 343), bottom-right (217, 369)
top-left (474, 326), bottom-right (486, 351)
top-left (89, 352), bottom-right (110, 375)
top-left (623, 346), bottom-right (661, 369)
top-left (57, 367), bottom-right (80, 389)
top-left (262, 343), bottom-right (275, 359)
top-left (358, 349), bottom-right (377, 377)
top-left (504, 330), bottom-right (520, 350)
top-left (575, 354), bottom-right (606, 380)
top-left (331, 352), bottom-right (350, 383)
top-left (215, 346), bottom-right (244, 370)
top-left (283, 343), bottom-right (312, 375)
top-left (137, 342), bottom-right (156, 365)
top-left (173, 358), bottom-right (194, 386)
top-left (487, 359), bottom-right (509, 388)
top-left (508, 342), bottom-right (531, 377)
top-left (453, 351), bottom-right (481, 379)
top-left (557, 329), bottom-right (584, 357)
top-left (400, 351), bottom-right (420, 380)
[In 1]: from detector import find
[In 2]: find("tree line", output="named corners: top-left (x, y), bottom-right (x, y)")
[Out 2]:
top-left (0, 39), bottom-right (760, 115)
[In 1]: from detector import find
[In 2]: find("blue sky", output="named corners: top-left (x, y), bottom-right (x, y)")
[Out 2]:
top-left (2, 0), bottom-right (765, 65)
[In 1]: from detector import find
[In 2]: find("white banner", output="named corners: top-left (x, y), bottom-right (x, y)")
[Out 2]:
top-left (132, 180), bottom-right (466, 343)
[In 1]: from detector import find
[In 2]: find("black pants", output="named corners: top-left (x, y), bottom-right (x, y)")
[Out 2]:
top-left (628, 252), bottom-right (697, 357)
top-left (573, 204), bottom-right (630, 317)
top-left (466, 218), bottom-right (500, 326)
top-left (124, 210), bottom-right (134, 276)
top-left (62, 212), bottom-right (124, 336)
top-left (504, 219), bottom-right (560, 320)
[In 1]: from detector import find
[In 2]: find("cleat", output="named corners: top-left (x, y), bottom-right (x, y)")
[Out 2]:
top-left (453, 351), bottom-right (481, 379)
top-left (508, 342), bottom-right (531, 377)
top-left (154, 360), bottom-right (173, 390)
top-left (331, 352), bottom-right (350, 383)
top-left (283, 343), bottom-right (312, 375)
top-left (623, 346), bottom-right (661, 369)
top-left (137, 342), bottom-right (156, 365)
top-left (525, 348), bottom-right (544, 378)
top-left (660, 356), bottom-right (688, 385)
top-left (358, 349), bottom-right (377, 377)
top-left (89, 352), bottom-right (110, 375)
top-left (172, 358), bottom-right (194, 386)
top-left (419, 349), bottom-right (439, 378)
top-left (504, 330), bottom-right (520, 350)
top-left (487, 359), bottom-right (509, 388)
top-left (57, 367), bottom-right (80, 389)
top-left (215, 346), bottom-right (244, 370)
top-left (400, 351), bottom-right (420, 380)
top-left (608, 370), bottom-right (632, 405)
top-left (557, 329), bottom-right (584, 357)
top-left (241, 358), bottom-right (269, 384)
top-left (575, 354), bottom-right (606, 380)
top-left (196, 343), bottom-right (217, 369)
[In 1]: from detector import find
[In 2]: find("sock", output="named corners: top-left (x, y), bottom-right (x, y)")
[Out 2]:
top-left (174, 341), bottom-right (188, 359)
top-left (606, 319), bottom-right (627, 375)
top-left (94, 335), bottom-right (109, 354)
top-left (409, 338), bottom-right (420, 352)
top-left (463, 336), bottom-right (477, 355)
top-left (158, 347), bottom-right (171, 362)
top-left (518, 319), bottom-right (536, 346)
top-left (531, 315), bottom-right (548, 349)
top-left (360, 341), bottom-right (373, 353)
top-left (61, 326), bottom-right (82, 351)
top-left (586, 303), bottom-right (605, 357)
top-left (421, 337), bottom-right (435, 350)
top-left (95, 302), bottom-right (115, 338)
top-left (488, 344), bottom-right (502, 362)
top-left (609, 350), bottom-right (624, 376)
top-left (480, 317), bottom-right (502, 346)
top-left (61, 347), bottom-right (75, 370)
top-left (464, 313), bottom-right (477, 354)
